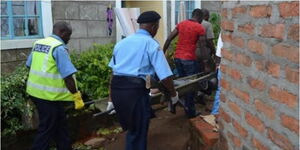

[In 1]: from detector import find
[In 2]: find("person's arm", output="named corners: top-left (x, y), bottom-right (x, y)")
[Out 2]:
top-left (53, 46), bottom-right (84, 109)
top-left (206, 23), bottom-right (215, 56)
top-left (148, 44), bottom-right (177, 96)
top-left (53, 46), bottom-right (78, 93)
top-left (196, 35), bottom-right (207, 48)
top-left (26, 52), bottom-right (33, 68)
top-left (215, 56), bottom-right (221, 68)
top-left (207, 39), bottom-right (215, 56)
top-left (64, 74), bottom-right (77, 94)
top-left (163, 28), bottom-right (178, 53)
top-left (160, 76), bottom-right (177, 97)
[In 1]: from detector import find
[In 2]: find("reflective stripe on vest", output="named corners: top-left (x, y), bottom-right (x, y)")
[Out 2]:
top-left (27, 81), bottom-right (69, 93)
top-left (30, 69), bottom-right (62, 79)
top-left (26, 36), bottom-right (75, 101)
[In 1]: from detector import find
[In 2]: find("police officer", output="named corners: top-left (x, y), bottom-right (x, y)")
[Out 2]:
top-left (106, 11), bottom-right (179, 150)
top-left (26, 21), bottom-right (84, 150)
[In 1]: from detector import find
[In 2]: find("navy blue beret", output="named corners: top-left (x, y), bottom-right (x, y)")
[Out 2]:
top-left (137, 11), bottom-right (161, 24)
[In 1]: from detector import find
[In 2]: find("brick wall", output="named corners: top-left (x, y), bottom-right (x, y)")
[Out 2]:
top-left (219, 1), bottom-right (299, 150)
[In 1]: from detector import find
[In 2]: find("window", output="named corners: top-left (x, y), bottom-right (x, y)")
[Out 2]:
top-left (1, 1), bottom-right (43, 40)
top-left (175, 0), bottom-right (195, 24)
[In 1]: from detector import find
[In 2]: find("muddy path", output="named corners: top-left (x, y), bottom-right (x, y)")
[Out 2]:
top-left (104, 98), bottom-right (213, 150)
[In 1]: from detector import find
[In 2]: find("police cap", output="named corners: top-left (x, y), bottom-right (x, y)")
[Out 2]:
top-left (137, 11), bottom-right (161, 24)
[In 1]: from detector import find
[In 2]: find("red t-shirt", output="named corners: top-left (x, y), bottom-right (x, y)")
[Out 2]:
top-left (175, 20), bottom-right (205, 60)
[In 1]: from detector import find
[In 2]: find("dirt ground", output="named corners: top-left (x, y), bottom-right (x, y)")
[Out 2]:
top-left (104, 97), bottom-right (214, 150)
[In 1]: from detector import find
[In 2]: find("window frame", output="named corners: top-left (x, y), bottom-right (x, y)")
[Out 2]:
top-left (1, 0), bottom-right (53, 50)
top-left (171, 0), bottom-right (201, 30)
top-left (1, 1), bottom-right (44, 40)
top-left (174, 0), bottom-right (195, 24)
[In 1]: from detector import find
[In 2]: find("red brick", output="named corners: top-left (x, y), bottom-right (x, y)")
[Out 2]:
top-left (250, 5), bottom-right (272, 18)
top-left (266, 61), bottom-right (280, 78)
top-left (261, 24), bottom-right (285, 40)
top-left (285, 66), bottom-right (299, 84)
top-left (280, 114), bottom-right (299, 135)
top-left (232, 88), bottom-right (250, 104)
top-left (221, 20), bottom-right (234, 32)
top-left (272, 43), bottom-right (299, 63)
top-left (254, 99), bottom-right (276, 120)
top-left (232, 120), bottom-right (248, 137)
top-left (221, 8), bottom-right (228, 18)
top-left (228, 101), bottom-right (241, 116)
top-left (255, 60), bottom-right (265, 71)
top-left (227, 132), bottom-right (242, 147)
top-left (238, 24), bottom-right (255, 35)
top-left (252, 137), bottom-right (270, 150)
top-left (235, 53), bottom-right (252, 67)
top-left (230, 68), bottom-right (242, 80)
top-left (245, 112), bottom-right (265, 133)
top-left (221, 78), bottom-right (231, 91)
top-left (247, 40), bottom-right (265, 55)
top-left (220, 64), bottom-right (229, 74)
top-left (232, 6), bottom-right (246, 17)
top-left (190, 117), bottom-right (219, 146)
top-left (220, 108), bottom-right (231, 123)
top-left (269, 85), bottom-right (298, 108)
top-left (221, 48), bottom-right (234, 61)
top-left (268, 128), bottom-right (294, 150)
top-left (288, 24), bottom-right (299, 41)
top-left (222, 33), bottom-right (232, 43)
top-left (232, 36), bottom-right (244, 48)
top-left (220, 93), bottom-right (226, 102)
top-left (279, 1), bottom-right (299, 18)
top-left (248, 77), bottom-right (265, 90)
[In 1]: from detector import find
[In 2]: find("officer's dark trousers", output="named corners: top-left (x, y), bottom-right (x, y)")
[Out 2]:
top-left (111, 76), bottom-right (151, 150)
top-left (174, 58), bottom-right (199, 118)
top-left (30, 96), bottom-right (72, 150)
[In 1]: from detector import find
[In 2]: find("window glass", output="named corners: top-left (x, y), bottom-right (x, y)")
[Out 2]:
top-left (27, 1), bottom-right (38, 16)
top-left (28, 18), bottom-right (39, 35)
top-left (1, 1), bottom-right (43, 39)
top-left (13, 18), bottom-right (25, 36)
top-left (175, 0), bottom-right (195, 24)
top-left (1, 1), bottom-right (7, 15)
top-left (1, 18), bottom-right (9, 36)
top-left (12, 1), bottom-right (25, 15)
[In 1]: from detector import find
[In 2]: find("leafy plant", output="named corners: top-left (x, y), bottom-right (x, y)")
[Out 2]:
top-left (1, 65), bottom-right (30, 137)
top-left (209, 12), bottom-right (221, 46)
top-left (71, 43), bottom-right (114, 100)
top-left (1, 43), bottom-right (115, 137)
top-left (165, 37), bottom-right (178, 71)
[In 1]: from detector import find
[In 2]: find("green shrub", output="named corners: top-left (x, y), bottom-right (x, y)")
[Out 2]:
top-left (1, 65), bottom-right (30, 137)
top-left (165, 37), bottom-right (178, 71)
top-left (71, 43), bottom-right (114, 100)
top-left (1, 43), bottom-right (114, 137)
top-left (209, 12), bottom-right (221, 46)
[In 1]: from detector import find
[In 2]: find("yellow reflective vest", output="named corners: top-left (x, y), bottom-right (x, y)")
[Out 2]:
top-left (26, 37), bottom-right (75, 101)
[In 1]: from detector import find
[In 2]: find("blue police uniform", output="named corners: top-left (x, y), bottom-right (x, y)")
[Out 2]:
top-left (26, 35), bottom-right (76, 150)
top-left (109, 29), bottom-right (173, 150)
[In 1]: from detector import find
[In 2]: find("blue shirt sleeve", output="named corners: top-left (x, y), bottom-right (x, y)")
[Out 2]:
top-left (148, 43), bottom-right (173, 80)
top-left (26, 52), bottom-right (32, 68)
top-left (53, 46), bottom-right (77, 78)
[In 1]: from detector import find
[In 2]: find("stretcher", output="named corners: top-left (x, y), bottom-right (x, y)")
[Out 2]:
top-left (85, 71), bottom-right (217, 117)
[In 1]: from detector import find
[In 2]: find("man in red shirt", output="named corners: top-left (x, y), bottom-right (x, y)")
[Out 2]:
top-left (163, 8), bottom-right (205, 118)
